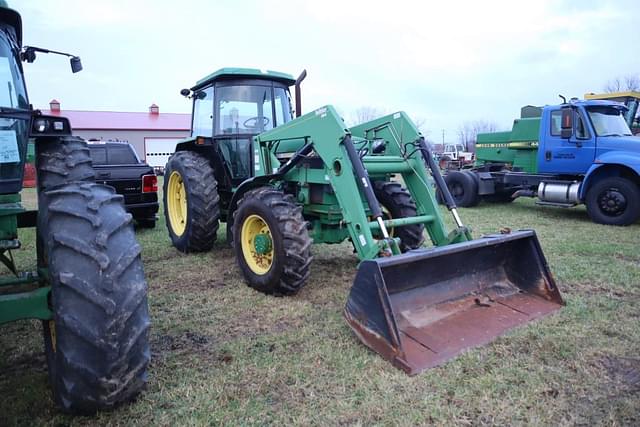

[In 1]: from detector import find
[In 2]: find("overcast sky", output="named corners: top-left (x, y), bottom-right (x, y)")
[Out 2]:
top-left (18, 0), bottom-right (640, 142)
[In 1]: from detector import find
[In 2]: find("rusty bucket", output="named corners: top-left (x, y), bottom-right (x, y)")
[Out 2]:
top-left (344, 230), bottom-right (563, 375)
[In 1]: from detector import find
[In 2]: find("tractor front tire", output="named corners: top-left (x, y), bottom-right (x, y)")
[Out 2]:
top-left (373, 181), bottom-right (425, 252)
top-left (444, 170), bottom-right (480, 207)
top-left (585, 177), bottom-right (640, 226)
top-left (164, 151), bottom-right (220, 252)
top-left (41, 183), bottom-right (150, 414)
top-left (233, 187), bottom-right (313, 296)
top-left (36, 136), bottom-right (94, 192)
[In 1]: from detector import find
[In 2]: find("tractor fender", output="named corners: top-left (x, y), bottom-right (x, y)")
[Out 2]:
top-left (227, 175), bottom-right (279, 230)
top-left (579, 153), bottom-right (640, 200)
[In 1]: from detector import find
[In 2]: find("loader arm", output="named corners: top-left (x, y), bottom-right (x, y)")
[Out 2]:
top-left (255, 105), bottom-right (383, 259)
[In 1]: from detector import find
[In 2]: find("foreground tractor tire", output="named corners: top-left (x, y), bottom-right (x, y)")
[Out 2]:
top-left (585, 177), bottom-right (640, 226)
top-left (164, 151), bottom-right (220, 252)
top-left (233, 187), bottom-right (312, 296)
top-left (373, 181), bottom-right (425, 252)
top-left (36, 136), bottom-right (95, 192)
top-left (443, 170), bottom-right (480, 207)
top-left (41, 183), bottom-right (150, 414)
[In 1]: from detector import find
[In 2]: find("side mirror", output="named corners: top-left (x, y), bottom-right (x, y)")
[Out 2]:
top-left (560, 108), bottom-right (572, 139)
top-left (180, 88), bottom-right (191, 97)
top-left (70, 56), bottom-right (82, 73)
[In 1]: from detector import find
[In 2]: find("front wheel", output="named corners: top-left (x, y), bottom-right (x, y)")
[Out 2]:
top-left (233, 187), bottom-right (313, 296)
top-left (373, 181), bottom-right (424, 252)
top-left (585, 177), bottom-right (640, 226)
top-left (41, 183), bottom-right (150, 414)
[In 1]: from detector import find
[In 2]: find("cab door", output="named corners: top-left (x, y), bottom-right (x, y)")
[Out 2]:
top-left (538, 107), bottom-right (596, 174)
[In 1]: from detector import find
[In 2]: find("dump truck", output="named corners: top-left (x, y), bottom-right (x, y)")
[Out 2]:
top-left (0, 3), bottom-right (150, 413)
top-left (163, 68), bottom-right (563, 374)
top-left (444, 97), bottom-right (640, 226)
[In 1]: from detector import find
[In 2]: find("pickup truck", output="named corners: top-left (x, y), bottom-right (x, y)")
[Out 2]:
top-left (88, 141), bottom-right (159, 228)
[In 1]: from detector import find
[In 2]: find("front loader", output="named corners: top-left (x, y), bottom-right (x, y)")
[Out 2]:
top-left (164, 68), bottom-right (563, 374)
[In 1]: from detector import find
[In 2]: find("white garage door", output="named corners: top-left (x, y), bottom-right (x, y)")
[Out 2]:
top-left (144, 138), bottom-right (181, 169)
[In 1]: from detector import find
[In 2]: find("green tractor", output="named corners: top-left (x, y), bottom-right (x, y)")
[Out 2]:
top-left (164, 68), bottom-right (563, 374)
top-left (0, 4), bottom-right (150, 413)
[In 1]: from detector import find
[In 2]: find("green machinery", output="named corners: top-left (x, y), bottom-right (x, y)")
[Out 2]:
top-left (0, 4), bottom-right (150, 414)
top-left (164, 68), bottom-right (563, 374)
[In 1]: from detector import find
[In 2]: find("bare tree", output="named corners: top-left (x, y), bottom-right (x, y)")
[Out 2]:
top-left (349, 106), bottom-right (387, 126)
top-left (457, 120), bottom-right (498, 152)
top-left (604, 74), bottom-right (640, 93)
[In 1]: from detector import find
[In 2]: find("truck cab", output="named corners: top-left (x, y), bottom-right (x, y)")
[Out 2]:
top-left (447, 98), bottom-right (640, 226)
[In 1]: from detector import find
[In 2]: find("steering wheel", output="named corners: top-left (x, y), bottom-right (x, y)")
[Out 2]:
top-left (243, 116), bottom-right (270, 129)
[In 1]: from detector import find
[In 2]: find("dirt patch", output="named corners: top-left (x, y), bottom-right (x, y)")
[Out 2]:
top-left (601, 356), bottom-right (640, 392)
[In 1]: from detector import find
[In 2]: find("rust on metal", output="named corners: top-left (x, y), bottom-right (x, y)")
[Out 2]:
top-left (344, 230), bottom-right (564, 375)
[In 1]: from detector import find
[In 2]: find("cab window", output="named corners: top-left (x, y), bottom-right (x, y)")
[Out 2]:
top-left (216, 85), bottom-right (273, 134)
top-left (550, 110), bottom-right (562, 136)
top-left (192, 86), bottom-right (214, 137)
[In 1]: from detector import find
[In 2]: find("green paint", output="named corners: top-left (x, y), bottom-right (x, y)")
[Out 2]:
top-left (195, 67), bottom-right (296, 89)
top-left (476, 115), bottom-right (541, 173)
top-left (0, 286), bottom-right (52, 324)
top-left (254, 106), bottom-right (465, 260)
top-left (254, 233), bottom-right (272, 254)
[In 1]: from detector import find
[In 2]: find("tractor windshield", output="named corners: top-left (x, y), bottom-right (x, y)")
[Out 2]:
top-left (0, 33), bottom-right (29, 194)
top-left (216, 85), bottom-right (292, 135)
top-left (587, 106), bottom-right (633, 137)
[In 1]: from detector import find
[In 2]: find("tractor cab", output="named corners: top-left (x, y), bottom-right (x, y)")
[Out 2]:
top-left (183, 68), bottom-right (298, 182)
top-left (0, 6), bottom-right (30, 194)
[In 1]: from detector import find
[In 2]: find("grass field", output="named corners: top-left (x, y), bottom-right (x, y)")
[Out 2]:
top-left (1, 184), bottom-right (639, 426)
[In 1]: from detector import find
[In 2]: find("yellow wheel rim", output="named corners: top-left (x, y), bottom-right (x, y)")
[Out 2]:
top-left (167, 171), bottom-right (188, 236)
top-left (240, 214), bottom-right (274, 275)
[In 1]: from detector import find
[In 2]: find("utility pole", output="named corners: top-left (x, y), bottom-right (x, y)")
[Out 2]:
top-left (442, 129), bottom-right (445, 145)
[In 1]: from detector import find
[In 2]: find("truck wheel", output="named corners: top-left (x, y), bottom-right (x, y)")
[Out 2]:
top-left (233, 187), bottom-right (313, 296)
top-left (41, 183), bottom-right (150, 414)
top-left (36, 136), bottom-right (94, 192)
top-left (585, 177), bottom-right (640, 226)
top-left (443, 171), bottom-right (480, 207)
top-left (373, 181), bottom-right (424, 251)
top-left (164, 151), bottom-right (220, 252)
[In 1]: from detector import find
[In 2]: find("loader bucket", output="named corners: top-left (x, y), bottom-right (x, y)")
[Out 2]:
top-left (344, 230), bottom-right (563, 375)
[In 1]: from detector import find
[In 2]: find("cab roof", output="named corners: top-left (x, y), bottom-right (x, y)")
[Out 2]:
top-left (193, 67), bottom-right (296, 90)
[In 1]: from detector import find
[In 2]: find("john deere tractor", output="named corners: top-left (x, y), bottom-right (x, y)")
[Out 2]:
top-left (0, 4), bottom-right (150, 413)
top-left (164, 68), bottom-right (563, 374)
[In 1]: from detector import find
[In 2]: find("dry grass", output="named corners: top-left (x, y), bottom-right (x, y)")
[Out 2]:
top-left (0, 183), bottom-right (639, 426)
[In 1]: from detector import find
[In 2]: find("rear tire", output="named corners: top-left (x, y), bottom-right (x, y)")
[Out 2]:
top-left (41, 183), bottom-right (150, 414)
top-left (585, 177), bottom-right (640, 226)
top-left (233, 187), bottom-right (313, 296)
top-left (373, 181), bottom-right (424, 252)
top-left (163, 151), bottom-right (220, 252)
top-left (443, 170), bottom-right (480, 207)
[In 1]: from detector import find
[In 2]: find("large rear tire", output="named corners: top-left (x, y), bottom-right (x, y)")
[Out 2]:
top-left (233, 187), bottom-right (313, 296)
top-left (585, 177), bottom-right (640, 226)
top-left (373, 181), bottom-right (424, 252)
top-left (36, 136), bottom-right (94, 192)
top-left (443, 170), bottom-right (480, 207)
top-left (41, 183), bottom-right (150, 414)
top-left (163, 151), bottom-right (220, 252)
